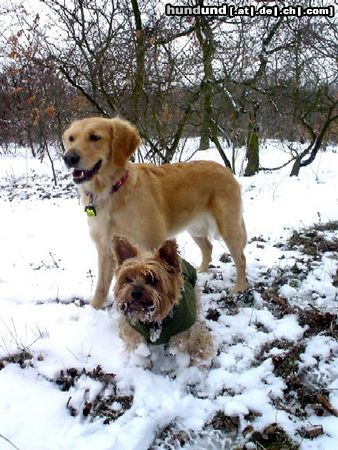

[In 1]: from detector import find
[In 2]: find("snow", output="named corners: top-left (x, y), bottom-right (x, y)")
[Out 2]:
top-left (0, 141), bottom-right (337, 449)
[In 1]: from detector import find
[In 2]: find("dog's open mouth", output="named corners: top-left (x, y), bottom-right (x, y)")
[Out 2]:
top-left (72, 160), bottom-right (102, 184)
top-left (122, 300), bottom-right (155, 322)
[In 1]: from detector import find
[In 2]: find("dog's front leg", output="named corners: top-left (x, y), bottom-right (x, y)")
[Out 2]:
top-left (91, 248), bottom-right (115, 309)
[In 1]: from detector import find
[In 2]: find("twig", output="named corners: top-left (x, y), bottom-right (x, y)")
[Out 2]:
top-left (317, 393), bottom-right (338, 417)
top-left (259, 156), bottom-right (295, 172)
top-left (0, 433), bottom-right (22, 450)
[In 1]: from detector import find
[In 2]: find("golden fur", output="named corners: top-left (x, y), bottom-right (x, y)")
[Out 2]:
top-left (63, 116), bottom-right (247, 309)
top-left (112, 237), bottom-right (214, 363)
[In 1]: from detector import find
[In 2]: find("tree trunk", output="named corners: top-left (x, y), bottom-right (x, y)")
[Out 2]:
top-left (290, 157), bottom-right (301, 176)
top-left (290, 101), bottom-right (338, 176)
top-left (199, 80), bottom-right (212, 150)
top-left (244, 126), bottom-right (259, 176)
top-left (244, 102), bottom-right (260, 176)
top-left (209, 122), bottom-right (232, 169)
top-left (130, 0), bottom-right (146, 123)
top-left (195, 9), bottom-right (214, 151)
top-left (26, 128), bottom-right (36, 157)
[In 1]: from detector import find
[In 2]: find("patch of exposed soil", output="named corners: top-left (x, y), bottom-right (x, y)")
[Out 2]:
top-left (0, 349), bottom-right (33, 370)
top-left (54, 365), bottom-right (133, 424)
top-left (0, 170), bottom-right (77, 202)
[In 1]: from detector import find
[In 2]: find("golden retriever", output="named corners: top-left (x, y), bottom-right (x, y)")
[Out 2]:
top-left (63, 117), bottom-right (247, 309)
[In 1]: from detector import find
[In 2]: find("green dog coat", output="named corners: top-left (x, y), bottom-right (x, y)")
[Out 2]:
top-left (129, 259), bottom-right (197, 345)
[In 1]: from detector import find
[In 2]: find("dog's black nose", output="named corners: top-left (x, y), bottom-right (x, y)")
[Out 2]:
top-left (131, 288), bottom-right (143, 300)
top-left (63, 150), bottom-right (80, 168)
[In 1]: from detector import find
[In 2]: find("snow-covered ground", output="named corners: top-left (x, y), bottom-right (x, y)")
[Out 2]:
top-left (0, 142), bottom-right (337, 450)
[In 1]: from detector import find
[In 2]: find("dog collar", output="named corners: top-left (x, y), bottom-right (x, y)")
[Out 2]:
top-left (111, 171), bottom-right (129, 193)
top-left (84, 171), bottom-right (129, 217)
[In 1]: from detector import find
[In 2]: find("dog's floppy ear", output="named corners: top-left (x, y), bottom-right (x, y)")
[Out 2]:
top-left (157, 240), bottom-right (181, 272)
top-left (112, 236), bottom-right (139, 265)
top-left (110, 118), bottom-right (141, 168)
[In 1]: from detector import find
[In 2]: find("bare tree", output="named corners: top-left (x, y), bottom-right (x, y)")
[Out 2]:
top-left (258, 13), bottom-right (338, 176)
top-left (37, 0), bottom-right (202, 163)
top-left (0, 5), bottom-right (79, 183)
top-left (1, 0), bottom-right (337, 175)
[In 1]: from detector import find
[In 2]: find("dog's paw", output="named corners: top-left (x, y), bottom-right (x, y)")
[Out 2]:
top-left (129, 343), bottom-right (152, 368)
top-left (175, 352), bottom-right (191, 368)
top-left (90, 296), bottom-right (106, 310)
top-left (135, 342), bottom-right (151, 358)
top-left (169, 346), bottom-right (191, 368)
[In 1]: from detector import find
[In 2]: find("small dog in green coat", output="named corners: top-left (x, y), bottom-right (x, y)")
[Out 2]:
top-left (112, 236), bottom-right (214, 364)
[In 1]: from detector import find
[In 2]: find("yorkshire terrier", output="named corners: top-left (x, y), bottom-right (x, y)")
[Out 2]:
top-left (112, 236), bottom-right (214, 364)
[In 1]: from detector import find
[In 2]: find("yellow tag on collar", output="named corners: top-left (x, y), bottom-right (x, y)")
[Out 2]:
top-left (84, 205), bottom-right (97, 217)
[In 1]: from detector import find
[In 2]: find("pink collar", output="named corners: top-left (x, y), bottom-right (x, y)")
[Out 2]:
top-left (111, 171), bottom-right (129, 193)
top-left (84, 171), bottom-right (129, 216)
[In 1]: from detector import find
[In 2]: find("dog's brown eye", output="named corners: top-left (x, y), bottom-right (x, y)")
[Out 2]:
top-left (125, 276), bottom-right (133, 283)
top-left (89, 134), bottom-right (101, 142)
top-left (145, 275), bottom-right (157, 285)
top-left (69, 135), bottom-right (74, 142)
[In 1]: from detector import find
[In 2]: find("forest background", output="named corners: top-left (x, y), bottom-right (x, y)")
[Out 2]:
top-left (0, 0), bottom-right (337, 177)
